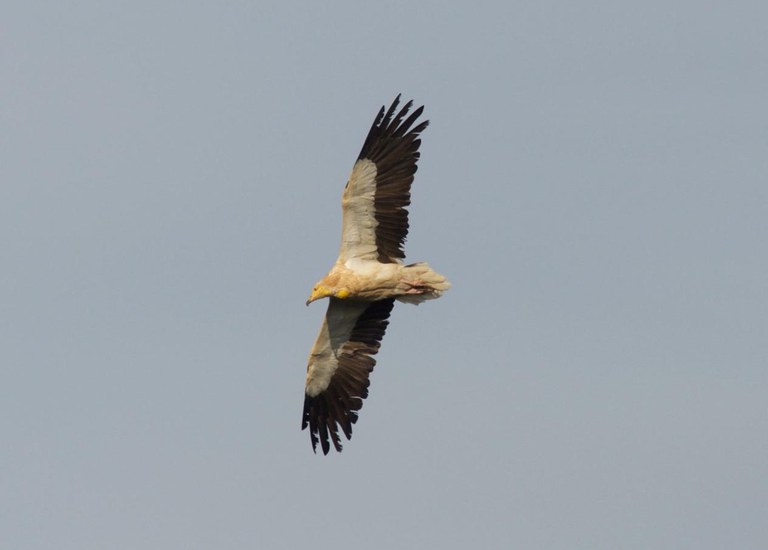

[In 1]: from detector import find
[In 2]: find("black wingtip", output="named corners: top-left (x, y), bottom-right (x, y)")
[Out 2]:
top-left (358, 94), bottom-right (425, 161)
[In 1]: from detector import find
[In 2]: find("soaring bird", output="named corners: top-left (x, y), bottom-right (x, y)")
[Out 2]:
top-left (302, 95), bottom-right (450, 454)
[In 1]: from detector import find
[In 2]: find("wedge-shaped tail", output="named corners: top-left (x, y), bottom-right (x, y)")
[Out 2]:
top-left (396, 262), bottom-right (451, 304)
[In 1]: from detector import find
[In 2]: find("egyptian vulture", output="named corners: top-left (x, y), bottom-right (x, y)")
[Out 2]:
top-left (302, 95), bottom-right (450, 454)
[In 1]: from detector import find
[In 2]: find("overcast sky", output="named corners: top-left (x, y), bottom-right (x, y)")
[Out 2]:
top-left (2, 2), bottom-right (767, 549)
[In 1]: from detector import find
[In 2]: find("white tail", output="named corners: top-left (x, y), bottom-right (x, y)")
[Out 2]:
top-left (396, 262), bottom-right (451, 305)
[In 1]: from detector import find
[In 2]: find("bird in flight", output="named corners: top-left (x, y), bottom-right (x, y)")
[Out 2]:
top-left (302, 95), bottom-right (450, 454)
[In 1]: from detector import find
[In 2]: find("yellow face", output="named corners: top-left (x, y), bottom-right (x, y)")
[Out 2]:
top-left (306, 285), bottom-right (350, 305)
top-left (306, 285), bottom-right (330, 305)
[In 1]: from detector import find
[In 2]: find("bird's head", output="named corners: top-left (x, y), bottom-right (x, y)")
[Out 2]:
top-left (306, 284), bottom-right (350, 306)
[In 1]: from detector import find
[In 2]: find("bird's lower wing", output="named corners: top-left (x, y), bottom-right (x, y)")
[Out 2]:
top-left (302, 298), bottom-right (395, 454)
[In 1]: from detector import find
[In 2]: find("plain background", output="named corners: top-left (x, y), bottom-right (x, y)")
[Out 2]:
top-left (2, 2), bottom-right (767, 549)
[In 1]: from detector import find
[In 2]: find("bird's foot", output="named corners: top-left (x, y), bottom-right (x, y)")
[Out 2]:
top-left (403, 280), bottom-right (430, 294)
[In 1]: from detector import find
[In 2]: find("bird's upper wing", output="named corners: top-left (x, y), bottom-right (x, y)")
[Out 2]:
top-left (337, 95), bottom-right (429, 264)
top-left (302, 297), bottom-right (395, 454)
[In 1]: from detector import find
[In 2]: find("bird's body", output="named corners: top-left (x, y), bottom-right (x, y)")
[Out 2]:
top-left (310, 259), bottom-right (447, 303)
top-left (302, 95), bottom-right (449, 454)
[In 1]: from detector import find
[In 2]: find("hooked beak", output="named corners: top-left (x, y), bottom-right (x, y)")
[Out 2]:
top-left (306, 288), bottom-right (322, 306)
top-left (306, 286), bottom-right (334, 306)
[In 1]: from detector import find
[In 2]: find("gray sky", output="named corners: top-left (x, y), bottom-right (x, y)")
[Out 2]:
top-left (2, 2), bottom-right (767, 549)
